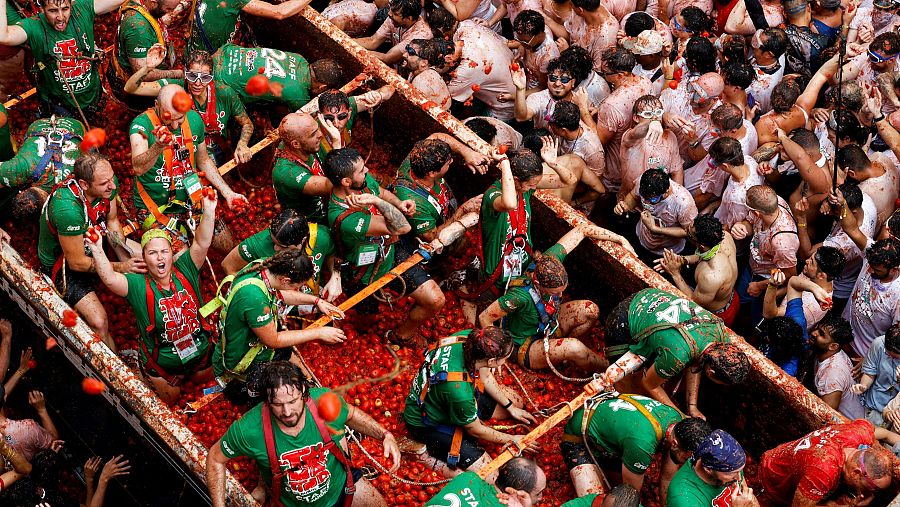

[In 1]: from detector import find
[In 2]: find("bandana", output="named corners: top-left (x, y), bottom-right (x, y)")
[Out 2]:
top-left (696, 242), bottom-right (721, 261)
top-left (692, 430), bottom-right (746, 472)
top-left (141, 228), bottom-right (172, 249)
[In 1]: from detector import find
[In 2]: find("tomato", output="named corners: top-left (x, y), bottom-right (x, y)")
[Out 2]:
top-left (668, 80), bottom-right (679, 89)
top-left (510, 62), bottom-right (520, 72)
top-left (82, 378), bottom-right (106, 395)
top-left (81, 128), bottom-right (107, 151)
top-left (471, 84), bottom-right (481, 92)
top-left (45, 337), bottom-right (58, 350)
top-left (318, 391), bottom-right (342, 422)
top-left (62, 309), bottom-right (78, 327)
top-left (497, 144), bottom-right (508, 155)
top-left (172, 91), bottom-right (193, 113)
top-left (245, 75), bottom-right (270, 96)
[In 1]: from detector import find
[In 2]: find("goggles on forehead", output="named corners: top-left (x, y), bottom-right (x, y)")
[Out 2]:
top-left (185, 71), bottom-right (213, 84)
top-left (689, 79), bottom-right (711, 104)
top-left (637, 107), bottom-right (665, 119)
top-left (868, 48), bottom-right (898, 63)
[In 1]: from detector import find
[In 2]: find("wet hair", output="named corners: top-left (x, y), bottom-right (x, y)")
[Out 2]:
top-left (12, 187), bottom-right (46, 221)
top-left (534, 254), bottom-right (568, 288)
top-left (513, 10), bottom-right (544, 36)
top-left (602, 47), bottom-right (636, 73)
top-left (410, 39), bottom-right (442, 67)
top-left (867, 238), bottom-right (900, 270)
top-left (245, 246), bottom-right (314, 284)
top-left (186, 50), bottom-right (213, 70)
top-left (605, 484), bottom-right (641, 507)
top-left (758, 28), bottom-right (788, 56)
top-left (559, 46), bottom-right (593, 85)
top-left (861, 446), bottom-right (894, 481)
top-left (522, 128), bottom-right (552, 154)
top-left (256, 361), bottom-right (315, 405)
top-left (463, 327), bottom-right (515, 373)
top-left (722, 61), bottom-right (754, 88)
top-left (410, 138), bottom-right (452, 178)
top-left (509, 149), bottom-right (544, 181)
top-left (814, 315), bottom-right (853, 346)
top-left (546, 58), bottom-right (573, 79)
top-left (871, 32), bottom-right (900, 56)
top-left (830, 109), bottom-right (866, 145)
top-left (886, 324), bottom-right (900, 354)
top-left (719, 35), bottom-right (748, 63)
top-left (318, 89), bottom-right (351, 112)
top-left (699, 343), bottom-right (750, 385)
top-left (711, 103), bottom-right (743, 131)
top-left (605, 293), bottom-right (637, 347)
top-left (632, 94), bottom-right (663, 115)
top-left (270, 209), bottom-right (309, 247)
top-left (73, 152), bottom-right (110, 185)
top-left (389, 0), bottom-right (420, 19)
top-left (550, 101), bottom-right (581, 131)
top-left (323, 147), bottom-right (363, 185)
top-left (827, 82), bottom-right (865, 116)
top-left (746, 185), bottom-right (778, 214)
top-left (789, 128), bottom-right (820, 152)
top-left (310, 59), bottom-right (343, 89)
top-left (770, 80), bottom-right (802, 114)
top-left (680, 6), bottom-right (713, 33)
top-left (465, 118), bottom-right (497, 143)
top-left (497, 458), bottom-right (540, 494)
top-left (837, 145), bottom-right (871, 174)
top-left (638, 168), bottom-right (670, 200)
top-left (572, 0), bottom-right (601, 12)
top-left (623, 12), bottom-right (654, 37)
top-left (838, 181), bottom-right (863, 210)
top-left (673, 417), bottom-right (713, 452)
top-left (425, 4), bottom-right (457, 38)
top-left (693, 214), bottom-right (724, 248)
top-left (431, 38), bottom-right (456, 62)
top-left (758, 317), bottom-right (805, 364)
top-left (708, 137), bottom-right (744, 166)
top-left (814, 246), bottom-right (846, 281)
top-left (887, 211), bottom-right (900, 239)
top-left (685, 37), bottom-right (716, 74)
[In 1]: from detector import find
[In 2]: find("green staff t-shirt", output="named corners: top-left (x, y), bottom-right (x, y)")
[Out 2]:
top-left (214, 44), bottom-right (313, 110)
top-left (403, 330), bottom-right (477, 429)
top-left (496, 244), bottom-right (565, 346)
top-left (186, 0), bottom-right (250, 55)
top-left (480, 180), bottom-right (534, 289)
top-left (212, 271), bottom-right (277, 377)
top-left (668, 462), bottom-right (740, 507)
top-left (424, 471), bottom-right (503, 506)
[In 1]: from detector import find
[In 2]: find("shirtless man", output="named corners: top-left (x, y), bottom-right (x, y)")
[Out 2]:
top-left (521, 130), bottom-right (607, 207)
top-left (656, 214), bottom-right (740, 327)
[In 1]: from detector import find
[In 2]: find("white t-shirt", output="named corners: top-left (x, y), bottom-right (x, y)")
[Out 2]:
top-left (815, 351), bottom-right (866, 420)
top-left (633, 180), bottom-right (698, 254)
top-left (714, 158), bottom-right (764, 230)
top-left (822, 194), bottom-right (878, 299)
top-left (845, 238), bottom-right (900, 356)
top-left (449, 21), bottom-right (516, 120)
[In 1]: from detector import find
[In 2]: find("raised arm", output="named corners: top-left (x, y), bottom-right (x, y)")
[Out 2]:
top-left (189, 191), bottom-right (217, 268)
top-left (349, 193), bottom-right (411, 236)
top-left (241, 0), bottom-right (313, 20)
top-left (536, 137), bottom-right (577, 188)
top-left (0, 0), bottom-right (28, 46)
top-left (86, 235), bottom-right (129, 297)
top-left (123, 45), bottom-right (169, 96)
top-left (493, 155), bottom-right (517, 212)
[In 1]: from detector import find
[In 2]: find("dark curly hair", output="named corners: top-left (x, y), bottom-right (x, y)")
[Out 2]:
top-left (699, 343), bottom-right (750, 385)
top-left (693, 214), bottom-right (724, 249)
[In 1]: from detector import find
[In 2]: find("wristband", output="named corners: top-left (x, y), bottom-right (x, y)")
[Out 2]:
top-left (503, 399), bottom-right (514, 409)
top-left (314, 297), bottom-right (321, 306)
top-left (874, 114), bottom-right (886, 123)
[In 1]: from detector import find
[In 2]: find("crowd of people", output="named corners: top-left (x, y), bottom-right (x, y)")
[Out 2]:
top-left (0, 0), bottom-right (896, 502)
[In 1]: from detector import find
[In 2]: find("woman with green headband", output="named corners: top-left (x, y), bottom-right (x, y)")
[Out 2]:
top-left (88, 190), bottom-right (218, 403)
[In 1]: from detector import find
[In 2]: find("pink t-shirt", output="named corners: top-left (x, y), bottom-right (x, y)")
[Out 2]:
top-left (714, 157), bottom-right (764, 230)
top-left (596, 77), bottom-right (653, 190)
top-left (467, 116), bottom-right (524, 150)
top-left (815, 351), bottom-right (866, 420)
top-left (684, 121), bottom-right (758, 196)
top-left (823, 194), bottom-right (878, 299)
top-left (601, 0), bottom-right (635, 22)
top-left (0, 418), bottom-right (53, 462)
top-left (748, 56), bottom-right (786, 115)
top-left (858, 152), bottom-right (900, 230)
top-left (412, 69), bottom-right (452, 111)
top-left (617, 129), bottom-right (682, 197)
top-left (504, 0), bottom-right (544, 22)
top-left (523, 30), bottom-right (560, 90)
top-left (374, 17), bottom-right (432, 50)
top-left (660, 83), bottom-right (717, 160)
top-left (321, 0), bottom-right (378, 37)
top-left (559, 124), bottom-right (606, 178)
top-left (749, 196), bottom-right (799, 276)
top-left (571, 15), bottom-right (619, 72)
top-left (450, 21), bottom-right (516, 120)
top-left (633, 179), bottom-right (698, 254)
top-left (541, 0), bottom-right (586, 42)
top-left (525, 89), bottom-right (557, 130)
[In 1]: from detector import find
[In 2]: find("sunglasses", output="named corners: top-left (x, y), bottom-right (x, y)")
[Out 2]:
top-left (548, 74), bottom-right (574, 84)
top-left (643, 194), bottom-right (664, 204)
top-left (185, 71), bottom-right (213, 84)
top-left (323, 112), bottom-right (350, 122)
top-left (405, 44), bottom-right (419, 57)
top-left (637, 108), bottom-right (664, 119)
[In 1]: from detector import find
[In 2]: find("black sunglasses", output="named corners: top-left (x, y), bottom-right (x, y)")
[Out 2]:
top-left (548, 74), bottom-right (573, 84)
top-left (405, 44), bottom-right (419, 57)
top-left (323, 112), bottom-right (350, 122)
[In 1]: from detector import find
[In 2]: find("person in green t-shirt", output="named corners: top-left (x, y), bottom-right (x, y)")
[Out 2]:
top-left (324, 147), bottom-right (448, 346)
top-left (207, 361), bottom-right (400, 507)
top-left (213, 43), bottom-right (344, 112)
top-left (589, 288), bottom-right (750, 419)
top-left (561, 395), bottom-right (710, 500)
top-left (222, 208), bottom-right (341, 300)
top-left (211, 248), bottom-right (345, 381)
top-left (480, 224), bottom-right (629, 373)
top-left (424, 458), bottom-right (547, 507)
top-left (38, 152), bottom-right (147, 353)
top-left (125, 46), bottom-right (254, 166)
top-left (307, 86), bottom-right (394, 159)
top-left (467, 148), bottom-right (576, 308)
top-left (560, 484), bottom-right (641, 507)
top-left (0, 103), bottom-right (13, 161)
top-left (667, 429), bottom-right (758, 507)
top-left (88, 190), bottom-right (217, 404)
top-left (272, 112), bottom-right (331, 224)
top-left (186, 0), bottom-right (313, 57)
top-left (0, 0), bottom-right (125, 121)
top-left (403, 327), bottom-right (538, 475)
top-left (1, 116), bottom-right (84, 216)
top-left (129, 83), bottom-right (245, 253)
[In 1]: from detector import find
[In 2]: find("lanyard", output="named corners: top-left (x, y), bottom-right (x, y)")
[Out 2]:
top-left (508, 192), bottom-right (527, 237)
top-left (197, 82), bottom-right (219, 134)
top-left (276, 149), bottom-right (324, 177)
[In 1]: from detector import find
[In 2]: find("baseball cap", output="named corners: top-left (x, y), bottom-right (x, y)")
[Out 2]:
top-left (622, 30), bottom-right (664, 55)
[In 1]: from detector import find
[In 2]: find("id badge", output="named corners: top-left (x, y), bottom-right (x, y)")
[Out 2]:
top-left (182, 171), bottom-right (203, 203)
top-left (503, 253), bottom-right (523, 278)
top-left (173, 334), bottom-right (199, 362)
top-left (357, 243), bottom-right (378, 266)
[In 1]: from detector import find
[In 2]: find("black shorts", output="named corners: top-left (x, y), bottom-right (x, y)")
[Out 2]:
top-left (560, 440), bottom-right (618, 471)
top-left (344, 243), bottom-right (434, 313)
top-left (41, 263), bottom-right (96, 307)
top-left (404, 391), bottom-right (497, 470)
top-left (333, 467), bottom-right (365, 506)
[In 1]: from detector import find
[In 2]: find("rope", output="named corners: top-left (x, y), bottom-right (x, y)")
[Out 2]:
top-left (505, 364), bottom-right (540, 413)
top-left (54, 60), bottom-right (92, 129)
top-left (542, 334), bottom-right (592, 383)
top-left (204, 256), bottom-right (219, 289)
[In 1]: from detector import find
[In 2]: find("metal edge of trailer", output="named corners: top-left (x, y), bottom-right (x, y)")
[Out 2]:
top-left (0, 241), bottom-right (257, 506)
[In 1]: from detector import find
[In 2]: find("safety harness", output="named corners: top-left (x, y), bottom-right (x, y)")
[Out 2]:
top-left (136, 108), bottom-right (199, 241)
top-left (504, 283), bottom-right (560, 365)
top-left (393, 175), bottom-right (457, 226)
top-left (261, 398), bottom-right (355, 507)
top-left (42, 176), bottom-right (110, 283)
top-left (140, 266), bottom-right (213, 385)
top-left (111, 1), bottom-right (172, 80)
top-left (416, 335), bottom-right (483, 468)
top-left (26, 121), bottom-right (81, 188)
top-left (331, 192), bottom-right (392, 285)
top-left (561, 394), bottom-right (664, 461)
top-left (605, 301), bottom-right (729, 359)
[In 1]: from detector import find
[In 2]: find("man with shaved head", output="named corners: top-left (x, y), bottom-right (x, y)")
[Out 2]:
top-left (130, 84), bottom-right (245, 252)
top-left (272, 112), bottom-right (332, 225)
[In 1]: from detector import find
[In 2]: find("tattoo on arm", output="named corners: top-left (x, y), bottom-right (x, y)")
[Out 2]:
top-left (373, 199), bottom-right (410, 234)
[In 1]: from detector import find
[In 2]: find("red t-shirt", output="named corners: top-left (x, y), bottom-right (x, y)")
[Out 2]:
top-left (759, 420), bottom-right (874, 505)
